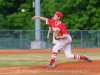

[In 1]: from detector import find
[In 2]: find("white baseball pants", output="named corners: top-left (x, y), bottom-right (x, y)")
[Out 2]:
top-left (52, 34), bottom-right (74, 59)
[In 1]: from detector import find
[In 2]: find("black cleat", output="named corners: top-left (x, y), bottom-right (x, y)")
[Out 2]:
top-left (44, 64), bottom-right (55, 68)
top-left (83, 54), bottom-right (92, 62)
top-left (58, 50), bottom-right (60, 53)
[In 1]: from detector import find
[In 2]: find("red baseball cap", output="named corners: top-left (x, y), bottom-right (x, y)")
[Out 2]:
top-left (54, 11), bottom-right (63, 19)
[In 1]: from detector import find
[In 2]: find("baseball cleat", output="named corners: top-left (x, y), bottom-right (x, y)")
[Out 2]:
top-left (44, 63), bottom-right (55, 68)
top-left (83, 54), bottom-right (92, 62)
top-left (58, 50), bottom-right (60, 53)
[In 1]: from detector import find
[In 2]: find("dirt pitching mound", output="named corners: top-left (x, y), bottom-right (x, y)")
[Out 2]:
top-left (0, 60), bottom-right (100, 74)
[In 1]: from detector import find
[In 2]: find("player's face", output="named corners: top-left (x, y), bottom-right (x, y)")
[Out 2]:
top-left (53, 14), bottom-right (60, 21)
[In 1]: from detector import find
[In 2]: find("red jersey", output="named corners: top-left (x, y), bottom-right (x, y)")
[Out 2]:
top-left (46, 19), bottom-right (69, 35)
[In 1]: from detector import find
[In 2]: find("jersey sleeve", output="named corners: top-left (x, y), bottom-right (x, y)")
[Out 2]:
top-left (46, 19), bottom-right (54, 28)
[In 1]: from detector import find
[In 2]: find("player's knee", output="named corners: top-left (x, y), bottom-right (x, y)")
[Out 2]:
top-left (52, 46), bottom-right (58, 52)
top-left (66, 54), bottom-right (73, 59)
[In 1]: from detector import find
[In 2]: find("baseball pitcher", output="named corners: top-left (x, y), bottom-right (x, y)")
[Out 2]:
top-left (31, 11), bottom-right (92, 68)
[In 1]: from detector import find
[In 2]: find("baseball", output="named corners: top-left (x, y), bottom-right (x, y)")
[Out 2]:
top-left (21, 9), bottom-right (25, 12)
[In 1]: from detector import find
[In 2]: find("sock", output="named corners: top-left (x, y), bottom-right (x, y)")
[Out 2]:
top-left (50, 52), bottom-right (57, 64)
top-left (74, 54), bottom-right (84, 60)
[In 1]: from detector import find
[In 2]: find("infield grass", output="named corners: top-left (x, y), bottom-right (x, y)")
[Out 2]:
top-left (0, 52), bottom-right (99, 68)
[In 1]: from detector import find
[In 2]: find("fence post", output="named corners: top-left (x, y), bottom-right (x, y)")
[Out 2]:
top-left (81, 30), bottom-right (83, 48)
top-left (98, 31), bottom-right (99, 48)
top-left (20, 30), bottom-right (22, 49)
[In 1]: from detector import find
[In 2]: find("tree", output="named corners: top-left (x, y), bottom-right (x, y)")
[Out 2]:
top-left (0, 0), bottom-right (35, 30)
top-left (0, 0), bottom-right (100, 30)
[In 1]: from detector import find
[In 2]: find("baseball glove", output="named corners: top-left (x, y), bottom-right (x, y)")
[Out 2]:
top-left (54, 30), bottom-right (62, 40)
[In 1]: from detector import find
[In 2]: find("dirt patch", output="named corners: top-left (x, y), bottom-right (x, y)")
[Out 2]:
top-left (0, 48), bottom-right (100, 74)
top-left (0, 48), bottom-right (100, 54)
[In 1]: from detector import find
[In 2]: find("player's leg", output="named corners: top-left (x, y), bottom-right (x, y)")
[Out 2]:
top-left (44, 40), bottom-right (65, 68)
top-left (61, 35), bottom-right (85, 60)
top-left (50, 42), bottom-right (63, 64)
top-left (63, 43), bottom-right (84, 60)
top-left (63, 43), bottom-right (92, 61)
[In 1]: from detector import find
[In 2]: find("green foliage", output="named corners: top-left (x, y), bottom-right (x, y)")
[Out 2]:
top-left (0, 0), bottom-right (100, 30)
top-left (7, 12), bottom-right (34, 30)
top-left (0, 0), bottom-right (34, 30)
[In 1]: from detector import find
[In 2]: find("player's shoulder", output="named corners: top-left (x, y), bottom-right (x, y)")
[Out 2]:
top-left (48, 18), bottom-right (55, 22)
top-left (59, 22), bottom-right (67, 30)
top-left (48, 19), bottom-right (55, 23)
top-left (60, 22), bottom-right (66, 26)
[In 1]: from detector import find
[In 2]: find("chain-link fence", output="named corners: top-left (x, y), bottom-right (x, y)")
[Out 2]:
top-left (0, 30), bottom-right (100, 49)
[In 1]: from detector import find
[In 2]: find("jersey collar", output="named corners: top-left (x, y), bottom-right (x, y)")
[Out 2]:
top-left (55, 21), bottom-right (61, 26)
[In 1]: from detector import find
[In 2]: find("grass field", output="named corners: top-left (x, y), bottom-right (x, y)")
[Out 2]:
top-left (0, 52), bottom-right (99, 68)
